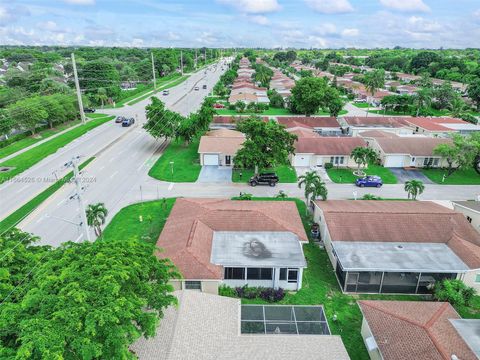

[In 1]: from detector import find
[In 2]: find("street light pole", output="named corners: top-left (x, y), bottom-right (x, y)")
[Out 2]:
top-left (71, 53), bottom-right (86, 125)
top-left (67, 157), bottom-right (91, 241)
top-left (151, 52), bottom-right (157, 89)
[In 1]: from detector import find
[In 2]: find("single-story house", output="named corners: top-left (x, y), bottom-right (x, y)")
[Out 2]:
top-left (131, 291), bottom-right (350, 360)
top-left (358, 300), bottom-right (479, 360)
top-left (287, 127), bottom-right (321, 138)
top-left (156, 198), bottom-right (309, 294)
top-left (292, 137), bottom-right (367, 167)
top-left (368, 136), bottom-right (452, 168)
top-left (276, 117), bottom-right (343, 136)
top-left (453, 201), bottom-right (480, 234)
top-left (228, 93), bottom-right (258, 104)
top-left (404, 117), bottom-right (480, 136)
top-left (198, 129), bottom-right (245, 166)
top-left (339, 116), bottom-right (413, 136)
top-left (313, 200), bottom-right (480, 294)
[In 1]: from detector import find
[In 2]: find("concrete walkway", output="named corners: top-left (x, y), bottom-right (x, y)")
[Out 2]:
top-left (197, 166), bottom-right (233, 183)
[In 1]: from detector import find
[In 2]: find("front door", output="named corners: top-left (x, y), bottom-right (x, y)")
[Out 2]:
top-left (225, 155), bottom-right (231, 166)
top-left (410, 157), bottom-right (416, 167)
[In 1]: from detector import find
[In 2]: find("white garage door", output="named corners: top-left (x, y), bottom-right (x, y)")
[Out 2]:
top-left (293, 154), bottom-right (310, 167)
top-left (203, 154), bottom-right (219, 166)
top-left (384, 155), bottom-right (405, 168)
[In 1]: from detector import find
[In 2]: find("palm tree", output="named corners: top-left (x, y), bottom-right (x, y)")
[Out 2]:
top-left (364, 69), bottom-right (385, 117)
top-left (413, 88), bottom-right (432, 117)
top-left (298, 171), bottom-right (328, 209)
top-left (351, 147), bottom-right (377, 176)
top-left (86, 203), bottom-right (108, 237)
top-left (449, 96), bottom-right (466, 118)
top-left (95, 88), bottom-right (108, 108)
top-left (404, 180), bottom-right (425, 200)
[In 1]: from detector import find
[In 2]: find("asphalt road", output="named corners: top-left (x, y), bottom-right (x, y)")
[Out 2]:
top-left (14, 60), bottom-right (229, 246)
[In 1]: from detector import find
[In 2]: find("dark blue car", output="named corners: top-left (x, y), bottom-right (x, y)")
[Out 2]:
top-left (355, 175), bottom-right (383, 188)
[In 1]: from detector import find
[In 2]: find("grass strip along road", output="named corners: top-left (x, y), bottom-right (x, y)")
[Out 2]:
top-left (0, 157), bottom-right (95, 234)
top-left (0, 116), bottom-right (114, 184)
top-left (0, 120), bottom-right (85, 160)
top-left (126, 75), bottom-right (189, 106)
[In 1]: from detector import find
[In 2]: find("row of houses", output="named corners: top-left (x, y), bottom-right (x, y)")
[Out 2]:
top-left (269, 68), bottom-right (295, 100)
top-left (228, 57), bottom-right (270, 105)
top-left (202, 115), bottom-right (478, 169)
top-left (129, 198), bottom-right (480, 360)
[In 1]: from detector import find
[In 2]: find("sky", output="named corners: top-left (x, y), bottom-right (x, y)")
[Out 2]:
top-left (0, 0), bottom-right (479, 49)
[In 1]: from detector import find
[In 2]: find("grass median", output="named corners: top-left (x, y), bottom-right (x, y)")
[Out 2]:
top-left (148, 139), bottom-right (201, 182)
top-left (0, 116), bottom-right (114, 184)
top-left (127, 75), bottom-right (189, 106)
top-left (0, 157), bottom-right (95, 234)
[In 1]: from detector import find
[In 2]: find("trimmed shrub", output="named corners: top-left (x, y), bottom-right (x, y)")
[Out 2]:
top-left (234, 285), bottom-right (285, 303)
top-left (434, 279), bottom-right (476, 306)
top-left (324, 162), bottom-right (333, 170)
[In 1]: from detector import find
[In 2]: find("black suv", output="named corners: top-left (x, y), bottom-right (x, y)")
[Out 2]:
top-left (249, 172), bottom-right (279, 187)
top-left (83, 108), bottom-right (95, 113)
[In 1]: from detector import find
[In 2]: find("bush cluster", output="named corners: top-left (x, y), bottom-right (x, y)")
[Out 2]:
top-left (235, 285), bottom-right (285, 302)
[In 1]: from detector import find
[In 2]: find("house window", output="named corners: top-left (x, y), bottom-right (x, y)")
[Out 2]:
top-left (433, 158), bottom-right (439, 166)
top-left (467, 216), bottom-right (473, 223)
top-left (423, 157), bottom-right (435, 166)
top-left (184, 281), bottom-right (201, 290)
top-left (247, 268), bottom-right (273, 280)
top-left (475, 274), bottom-right (480, 283)
top-left (224, 267), bottom-right (245, 280)
top-left (288, 269), bottom-right (299, 283)
top-left (279, 268), bottom-right (287, 280)
top-left (330, 156), bottom-right (344, 165)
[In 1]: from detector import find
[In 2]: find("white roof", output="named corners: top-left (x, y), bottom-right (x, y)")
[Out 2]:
top-left (333, 241), bottom-right (469, 272)
top-left (211, 231), bottom-right (306, 268)
top-left (442, 123), bottom-right (480, 131)
top-left (131, 291), bottom-right (350, 360)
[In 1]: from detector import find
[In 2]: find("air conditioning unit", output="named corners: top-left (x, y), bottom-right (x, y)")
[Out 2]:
top-left (365, 336), bottom-right (378, 352)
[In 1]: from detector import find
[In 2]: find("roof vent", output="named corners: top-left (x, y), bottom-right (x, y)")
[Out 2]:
top-left (396, 245), bottom-right (404, 250)
top-left (451, 355), bottom-right (459, 360)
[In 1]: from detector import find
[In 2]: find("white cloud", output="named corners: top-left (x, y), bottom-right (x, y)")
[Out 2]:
top-left (167, 31), bottom-right (180, 40)
top-left (304, 0), bottom-right (354, 14)
top-left (342, 28), bottom-right (359, 37)
top-left (307, 35), bottom-right (327, 48)
top-left (63, 0), bottom-right (96, 4)
top-left (407, 16), bottom-right (441, 33)
top-left (217, 0), bottom-right (280, 14)
top-left (379, 0), bottom-right (430, 12)
top-left (314, 23), bottom-right (337, 35)
top-left (474, 9), bottom-right (480, 18)
top-left (38, 21), bottom-right (57, 31)
top-left (247, 15), bottom-right (270, 25)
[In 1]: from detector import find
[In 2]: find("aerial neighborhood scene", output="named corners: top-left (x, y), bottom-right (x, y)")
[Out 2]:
top-left (1, 0), bottom-right (480, 359)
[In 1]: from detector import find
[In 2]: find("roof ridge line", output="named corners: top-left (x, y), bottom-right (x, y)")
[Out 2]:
top-left (423, 303), bottom-right (453, 360)
top-left (362, 301), bottom-right (425, 328)
top-left (186, 219), bottom-right (199, 247)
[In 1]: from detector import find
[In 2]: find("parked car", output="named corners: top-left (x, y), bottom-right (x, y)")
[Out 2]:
top-left (194, 86), bottom-right (199, 91)
top-left (213, 103), bottom-right (225, 109)
top-left (355, 175), bottom-right (383, 188)
top-left (249, 172), bottom-right (279, 187)
top-left (115, 116), bottom-right (126, 123)
top-left (122, 118), bottom-right (135, 127)
top-left (83, 108), bottom-right (95, 113)
top-left (163, 90), bottom-right (169, 95)
top-left (202, 84), bottom-right (207, 89)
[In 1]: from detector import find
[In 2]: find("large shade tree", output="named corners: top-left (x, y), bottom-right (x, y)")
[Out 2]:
top-left (290, 77), bottom-right (341, 116)
top-left (234, 117), bottom-right (297, 174)
top-left (0, 229), bottom-right (178, 359)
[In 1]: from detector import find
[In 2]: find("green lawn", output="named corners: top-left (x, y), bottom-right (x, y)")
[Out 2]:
top-left (421, 168), bottom-right (480, 185)
top-left (0, 120), bottom-right (85, 160)
top-left (148, 139), bottom-right (201, 182)
top-left (102, 198), bottom-right (176, 245)
top-left (352, 102), bottom-right (370, 108)
top-left (0, 157), bottom-right (95, 234)
top-left (216, 108), bottom-right (348, 116)
top-left (0, 116), bottom-right (114, 184)
top-left (85, 113), bottom-right (110, 119)
top-left (327, 164), bottom-right (398, 184)
top-left (232, 165), bottom-right (297, 183)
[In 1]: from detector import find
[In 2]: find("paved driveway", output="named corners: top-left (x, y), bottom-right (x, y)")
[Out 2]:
top-left (388, 168), bottom-right (434, 184)
top-left (197, 166), bottom-right (232, 183)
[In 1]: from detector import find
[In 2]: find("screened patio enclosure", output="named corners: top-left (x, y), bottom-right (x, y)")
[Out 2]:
top-left (333, 241), bottom-right (469, 294)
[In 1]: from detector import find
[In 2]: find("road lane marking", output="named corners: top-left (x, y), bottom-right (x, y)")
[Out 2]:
top-left (35, 216), bottom-right (44, 224)
top-left (16, 185), bottom-right (29, 193)
top-left (168, 183), bottom-right (174, 191)
top-left (109, 157), bottom-right (117, 163)
top-left (57, 198), bottom-right (66, 207)
top-left (99, 166), bottom-right (105, 170)
top-left (74, 233), bottom-right (83, 242)
top-left (109, 171), bottom-right (119, 179)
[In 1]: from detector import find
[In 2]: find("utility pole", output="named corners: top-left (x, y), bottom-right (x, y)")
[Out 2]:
top-left (204, 48), bottom-right (207, 66)
top-left (65, 157), bottom-right (91, 242)
top-left (151, 52), bottom-right (157, 89)
top-left (71, 53), bottom-right (86, 125)
top-left (180, 50), bottom-right (184, 76)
